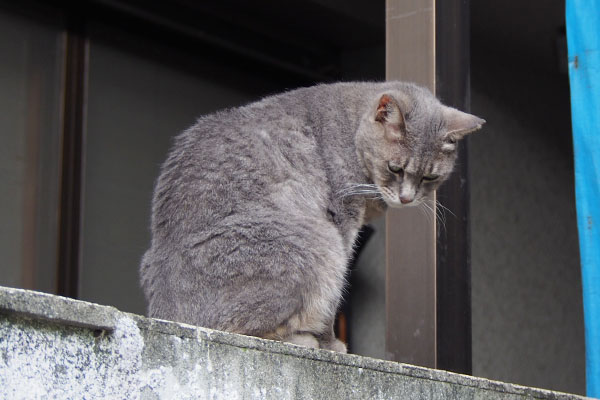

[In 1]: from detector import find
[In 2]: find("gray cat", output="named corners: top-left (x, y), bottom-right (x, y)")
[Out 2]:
top-left (140, 81), bottom-right (484, 353)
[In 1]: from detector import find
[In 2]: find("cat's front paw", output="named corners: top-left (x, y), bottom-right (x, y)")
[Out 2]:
top-left (320, 338), bottom-right (347, 353)
top-left (285, 333), bottom-right (320, 349)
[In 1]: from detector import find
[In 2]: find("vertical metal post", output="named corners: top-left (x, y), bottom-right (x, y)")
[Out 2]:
top-left (435, 0), bottom-right (472, 375)
top-left (57, 20), bottom-right (88, 298)
top-left (385, 0), bottom-right (437, 367)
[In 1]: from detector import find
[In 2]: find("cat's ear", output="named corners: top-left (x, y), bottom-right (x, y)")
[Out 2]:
top-left (375, 94), bottom-right (405, 139)
top-left (443, 106), bottom-right (486, 142)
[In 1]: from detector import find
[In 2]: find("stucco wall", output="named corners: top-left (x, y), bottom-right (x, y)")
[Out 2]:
top-left (470, 51), bottom-right (584, 394)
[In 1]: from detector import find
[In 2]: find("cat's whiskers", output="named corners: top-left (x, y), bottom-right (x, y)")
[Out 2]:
top-left (433, 199), bottom-right (457, 219)
top-left (337, 183), bottom-right (379, 192)
top-left (337, 191), bottom-right (383, 199)
top-left (417, 200), bottom-right (436, 225)
top-left (416, 201), bottom-right (428, 221)
top-left (336, 183), bottom-right (382, 201)
top-left (338, 192), bottom-right (384, 201)
top-left (417, 198), bottom-right (458, 233)
top-left (436, 205), bottom-right (448, 232)
top-left (419, 200), bottom-right (444, 230)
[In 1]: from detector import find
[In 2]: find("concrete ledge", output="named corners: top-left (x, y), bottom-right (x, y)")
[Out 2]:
top-left (0, 285), bottom-right (590, 399)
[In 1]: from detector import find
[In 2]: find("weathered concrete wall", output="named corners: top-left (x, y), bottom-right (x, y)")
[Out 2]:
top-left (0, 286), bottom-right (590, 399)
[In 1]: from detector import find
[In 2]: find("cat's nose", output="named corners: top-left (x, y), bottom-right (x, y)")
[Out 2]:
top-left (400, 196), bottom-right (414, 204)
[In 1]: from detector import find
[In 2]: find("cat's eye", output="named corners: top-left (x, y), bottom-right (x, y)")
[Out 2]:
top-left (422, 174), bottom-right (439, 182)
top-left (388, 162), bottom-right (403, 174)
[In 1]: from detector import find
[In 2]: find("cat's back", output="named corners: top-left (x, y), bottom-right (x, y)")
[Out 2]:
top-left (150, 88), bottom-right (332, 238)
top-left (166, 89), bottom-right (312, 174)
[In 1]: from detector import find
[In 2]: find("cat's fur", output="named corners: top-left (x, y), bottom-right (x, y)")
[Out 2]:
top-left (140, 81), bottom-right (484, 352)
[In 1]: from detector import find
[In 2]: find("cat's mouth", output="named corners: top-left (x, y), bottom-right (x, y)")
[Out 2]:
top-left (378, 186), bottom-right (419, 208)
top-left (337, 183), bottom-right (418, 208)
top-left (383, 198), bottom-right (419, 208)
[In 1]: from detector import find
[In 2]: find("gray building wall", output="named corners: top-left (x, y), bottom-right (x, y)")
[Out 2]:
top-left (469, 15), bottom-right (585, 393)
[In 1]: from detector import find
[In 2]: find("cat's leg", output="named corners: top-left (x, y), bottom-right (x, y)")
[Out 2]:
top-left (315, 320), bottom-right (347, 353)
top-left (262, 293), bottom-right (346, 352)
top-left (272, 325), bottom-right (344, 352)
top-left (323, 338), bottom-right (347, 353)
top-left (277, 220), bottom-right (348, 353)
top-left (284, 332), bottom-right (320, 349)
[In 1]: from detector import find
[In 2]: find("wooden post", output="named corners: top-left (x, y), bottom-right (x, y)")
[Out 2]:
top-left (385, 0), bottom-right (472, 373)
top-left (385, 0), bottom-right (437, 367)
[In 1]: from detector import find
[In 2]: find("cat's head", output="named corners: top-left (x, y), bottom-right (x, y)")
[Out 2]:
top-left (357, 84), bottom-right (485, 208)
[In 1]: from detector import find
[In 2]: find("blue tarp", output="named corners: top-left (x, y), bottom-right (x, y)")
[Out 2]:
top-left (566, 0), bottom-right (600, 396)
